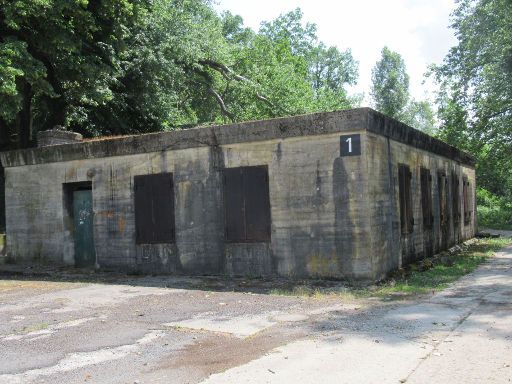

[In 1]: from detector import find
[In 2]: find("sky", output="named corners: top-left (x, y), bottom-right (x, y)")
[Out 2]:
top-left (213, 0), bottom-right (458, 105)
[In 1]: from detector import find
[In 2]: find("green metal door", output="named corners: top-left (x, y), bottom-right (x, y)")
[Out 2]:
top-left (73, 190), bottom-right (95, 267)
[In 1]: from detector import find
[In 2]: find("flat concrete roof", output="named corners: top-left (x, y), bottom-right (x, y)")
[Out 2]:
top-left (0, 108), bottom-right (475, 168)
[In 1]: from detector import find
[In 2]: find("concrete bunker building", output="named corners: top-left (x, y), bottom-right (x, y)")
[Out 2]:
top-left (0, 108), bottom-right (476, 281)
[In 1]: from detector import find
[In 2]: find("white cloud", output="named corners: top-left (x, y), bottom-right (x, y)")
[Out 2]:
top-left (214, 0), bottom-right (458, 105)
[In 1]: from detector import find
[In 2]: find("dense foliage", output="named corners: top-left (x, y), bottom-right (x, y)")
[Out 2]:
top-left (371, 47), bottom-right (435, 133)
top-left (371, 47), bottom-right (410, 119)
top-left (1, 0), bottom-right (510, 229)
top-left (0, 2), bottom-right (359, 149)
top-left (433, 0), bottom-right (512, 228)
top-left (477, 188), bottom-right (512, 230)
top-left (0, 0), bottom-right (150, 146)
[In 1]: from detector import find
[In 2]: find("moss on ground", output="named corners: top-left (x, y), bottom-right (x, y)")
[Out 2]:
top-left (270, 237), bottom-right (512, 300)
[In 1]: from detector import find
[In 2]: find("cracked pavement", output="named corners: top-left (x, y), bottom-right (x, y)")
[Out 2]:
top-left (0, 245), bottom-right (511, 384)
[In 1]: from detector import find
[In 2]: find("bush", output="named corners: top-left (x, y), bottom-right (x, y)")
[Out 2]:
top-left (477, 188), bottom-right (512, 230)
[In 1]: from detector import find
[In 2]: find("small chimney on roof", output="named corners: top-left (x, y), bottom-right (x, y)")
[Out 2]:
top-left (37, 126), bottom-right (83, 147)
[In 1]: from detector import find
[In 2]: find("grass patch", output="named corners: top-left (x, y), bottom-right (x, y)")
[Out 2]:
top-left (22, 322), bottom-right (50, 333)
top-left (270, 285), bottom-right (342, 299)
top-left (270, 237), bottom-right (511, 300)
top-left (373, 238), bottom-right (509, 297)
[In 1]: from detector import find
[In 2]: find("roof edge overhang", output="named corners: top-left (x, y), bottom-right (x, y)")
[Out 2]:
top-left (0, 108), bottom-right (475, 168)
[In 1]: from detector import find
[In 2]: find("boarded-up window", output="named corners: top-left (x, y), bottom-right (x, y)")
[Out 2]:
top-left (438, 172), bottom-right (448, 226)
top-left (463, 177), bottom-right (472, 224)
top-left (420, 167), bottom-right (433, 229)
top-left (398, 164), bottom-right (414, 234)
top-left (452, 172), bottom-right (460, 225)
top-left (223, 166), bottom-right (271, 242)
top-left (134, 173), bottom-right (175, 244)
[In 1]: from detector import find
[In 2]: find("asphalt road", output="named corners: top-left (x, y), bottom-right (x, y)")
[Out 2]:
top-left (0, 245), bottom-right (511, 384)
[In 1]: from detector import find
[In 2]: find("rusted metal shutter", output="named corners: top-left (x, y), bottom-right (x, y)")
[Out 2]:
top-left (151, 173), bottom-right (175, 242)
top-left (438, 172), bottom-right (448, 226)
top-left (134, 175), bottom-right (152, 243)
top-left (0, 165), bottom-right (4, 232)
top-left (224, 168), bottom-right (245, 241)
top-left (406, 166), bottom-right (414, 231)
top-left (134, 173), bottom-right (175, 244)
top-left (420, 168), bottom-right (433, 228)
top-left (244, 166), bottom-right (271, 242)
top-left (224, 166), bottom-right (271, 242)
top-left (398, 164), bottom-right (413, 234)
top-left (463, 177), bottom-right (471, 224)
top-left (452, 172), bottom-right (460, 224)
top-left (398, 165), bottom-right (407, 234)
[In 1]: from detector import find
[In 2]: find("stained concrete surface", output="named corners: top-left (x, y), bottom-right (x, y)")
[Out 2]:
top-left (2, 108), bottom-right (477, 281)
top-left (0, 244), bottom-right (511, 383)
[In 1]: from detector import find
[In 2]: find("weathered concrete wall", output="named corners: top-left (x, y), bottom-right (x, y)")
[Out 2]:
top-left (366, 132), bottom-right (476, 280)
top-left (0, 108), bottom-right (476, 281)
top-left (5, 147), bottom-right (225, 274)
top-left (220, 132), bottom-right (369, 279)
top-left (3, 132), bottom-right (371, 279)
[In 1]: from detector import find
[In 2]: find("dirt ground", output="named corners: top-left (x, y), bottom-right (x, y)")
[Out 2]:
top-left (0, 245), bottom-right (511, 384)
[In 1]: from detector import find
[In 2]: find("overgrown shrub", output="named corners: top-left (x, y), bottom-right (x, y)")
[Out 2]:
top-left (477, 188), bottom-right (512, 230)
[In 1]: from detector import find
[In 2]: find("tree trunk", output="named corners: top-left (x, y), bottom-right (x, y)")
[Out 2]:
top-left (0, 118), bottom-right (9, 151)
top-left (19, 82), bottom-right (33, 149)
top-left (42, 95), bottom-right (66, 131)
top-left (24, 51), bottom-right (66, 132)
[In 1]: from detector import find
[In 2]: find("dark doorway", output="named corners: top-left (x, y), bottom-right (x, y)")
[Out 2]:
top-left (64, 182), bottom-right (95, 267)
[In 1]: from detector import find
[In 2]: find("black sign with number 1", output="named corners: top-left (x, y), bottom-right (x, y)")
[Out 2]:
top-left (340, 134), bottom-right (361, 156)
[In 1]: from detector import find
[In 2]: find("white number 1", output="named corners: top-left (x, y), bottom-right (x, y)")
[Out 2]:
top-left (346, 137), bottom-right (352, 153)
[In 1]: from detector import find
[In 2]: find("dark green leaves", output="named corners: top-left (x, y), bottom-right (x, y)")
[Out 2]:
top-left (0, 2), bottom-right (360, 148)
top-left (371, 47), bottom-right (410, 119)
top-left (433, 0), bottom-right (512, 200)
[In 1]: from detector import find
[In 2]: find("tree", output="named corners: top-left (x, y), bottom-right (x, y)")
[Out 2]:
top-left (0, 3), bottom-right (361, 149)
top-left (260, 8), bottom-right (358, 110)
top-left (259, 8), bottom-right (317, 58)
top-left (403, 99), bottom-right (436, 134)
top-left (432, 0), bottom-right (512, 199)
top-left (88, 0), bottom-right (232, 133)
top-left (371, 47), bottom-right (410, 119)
top-left (1, 2), bottom-right (364, 234)
top-left (0, 0), bottom-right (150, 147)
top-left (184, 7), bottom-right (359, 124)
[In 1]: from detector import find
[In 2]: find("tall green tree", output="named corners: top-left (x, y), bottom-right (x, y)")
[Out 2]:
top-left (371, 47), bottom-right (436, 133)
top-left (184, 7), bottom-right (359, 123)
top-left (0, 3), bottom-right (361, 148)
top-left (371, 47), bottom-right (410, 119)
top-left (260, 8), bottom-right (359, 110)
top-left (89, 0), bottom-right (231, 134)
top-left (403, 99), bottom-right (436, 134)
top-left (432, 0), bottom-right (512, 198)
top-left (0, 0), bottom-right (149, 147)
